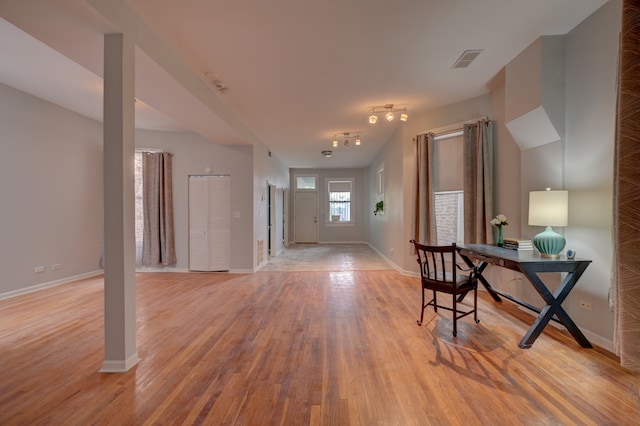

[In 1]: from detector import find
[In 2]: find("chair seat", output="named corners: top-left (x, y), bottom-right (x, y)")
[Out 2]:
top-left (423, 273), bottom-right (474, 293)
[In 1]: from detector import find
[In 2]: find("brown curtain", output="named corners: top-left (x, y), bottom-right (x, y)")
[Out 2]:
top-left (613, 0), bottom-right (640, 372)
top-left (412, 133), bottom-right (436, 245)
top-left (463, 120), bottom-right (494, 244)
top-left (142, 152), bottom-right (177, 266)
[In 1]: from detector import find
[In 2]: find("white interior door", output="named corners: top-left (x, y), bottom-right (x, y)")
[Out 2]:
top-left (208, 176), bottom-right (230, 271)
top-left (189, 175), bottom-right (230, 271)
top-left (189, 178), bottom-right (210, 271)
top-left (294, 191), bottom-right (317, 243)
top-left (268, 183), bottom-right (276, 256)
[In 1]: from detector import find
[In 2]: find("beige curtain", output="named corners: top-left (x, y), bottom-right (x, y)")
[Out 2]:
top-left (142, 152), bottom-right (177, 266)
top-left (412, 133), bottom-right (436, 245)
top-left (463, 120), bottom-right (493, 244)
top-left (613, 0), bottom-right (640, 372)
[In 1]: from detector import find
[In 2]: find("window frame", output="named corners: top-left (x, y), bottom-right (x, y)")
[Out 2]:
top-left (325, 177), bottom-right (355, 226)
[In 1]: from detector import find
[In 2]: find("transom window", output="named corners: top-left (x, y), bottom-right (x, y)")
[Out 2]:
top-left (295, 175), bottom-right (317, 190)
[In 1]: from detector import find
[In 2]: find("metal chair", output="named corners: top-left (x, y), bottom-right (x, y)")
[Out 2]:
top-left (410, 240), bottom-right (480, 336)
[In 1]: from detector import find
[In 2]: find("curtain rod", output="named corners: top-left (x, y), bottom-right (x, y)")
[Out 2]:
top-left (433, 129), bottom-right (463, 140)
top-left (135, 148), bottom-right (164, 153)
top-left (418, 117), bottom-right (491, 137)
top-left (412, 118), bottom-right (492, 142)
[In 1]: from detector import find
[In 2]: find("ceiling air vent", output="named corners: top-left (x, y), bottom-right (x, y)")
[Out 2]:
top-left (452, 49), bottom-right (484, 69)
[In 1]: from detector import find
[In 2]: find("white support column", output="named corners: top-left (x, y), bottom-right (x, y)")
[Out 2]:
top-left (100, 33), bottom-right (139, 373)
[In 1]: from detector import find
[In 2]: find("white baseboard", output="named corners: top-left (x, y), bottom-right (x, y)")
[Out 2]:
top-left (367, 243), bottom-right (405, 274)
top-left (136, 266), bottom-right (190, 273)
top-left (99, 353), bottom-right (140, 373)
top-left (516, 306), bottom-right (614, 352)
top-left (0, 270), bottom-right (104, 300)
top-left (317, 240), bottom-right (368, 244)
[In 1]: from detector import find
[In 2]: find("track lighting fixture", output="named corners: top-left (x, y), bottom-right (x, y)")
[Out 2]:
top-left (367, 104), bottom-right (408, 124)
top-left (331, 132), bottom-right (362, 148)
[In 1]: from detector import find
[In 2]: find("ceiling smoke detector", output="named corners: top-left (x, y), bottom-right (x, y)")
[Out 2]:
top-left (212, 80), bottom-right (230, 95)
top-left (205, 72), bottom-right (231, 94)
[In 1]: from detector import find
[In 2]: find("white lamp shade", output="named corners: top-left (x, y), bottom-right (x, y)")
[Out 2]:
top-left (528, 190), bottom-right (568, 227)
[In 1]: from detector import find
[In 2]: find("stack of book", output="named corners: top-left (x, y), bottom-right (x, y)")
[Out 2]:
top-left (502, 238), bottom-right (533, 251)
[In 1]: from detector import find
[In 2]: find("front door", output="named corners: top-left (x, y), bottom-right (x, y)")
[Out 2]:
top-left (294, 191), bottom-right (317, 243)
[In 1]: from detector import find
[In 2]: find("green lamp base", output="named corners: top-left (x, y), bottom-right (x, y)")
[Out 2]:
top-left (533, 226), bottom-right (566, 258)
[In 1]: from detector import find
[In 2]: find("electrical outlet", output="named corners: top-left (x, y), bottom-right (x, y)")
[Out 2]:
top-left (579, 300), bottom-right (593, 311)
top-left (52, 264), bottom-right (61, 270)
top-left (34, 266), bottom-right (45, 273)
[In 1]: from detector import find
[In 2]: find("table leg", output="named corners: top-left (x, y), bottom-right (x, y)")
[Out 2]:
top-left (458, 254), bottom-right (502, 302)
top-left (518, 263), bottom-right (592, 349)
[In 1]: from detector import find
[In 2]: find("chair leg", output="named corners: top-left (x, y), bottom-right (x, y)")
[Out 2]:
top-left (472, 288), bottom-right (477, 323)
top-left (417, 288), bottom-right (425, 326)
top-left (432, 290), bottom-right (438, 313)
top-left (452, 293), bottom-right (457, 337)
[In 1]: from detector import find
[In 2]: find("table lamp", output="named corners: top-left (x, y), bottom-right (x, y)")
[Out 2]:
top-left (528, 188), bottom-right (568, 258)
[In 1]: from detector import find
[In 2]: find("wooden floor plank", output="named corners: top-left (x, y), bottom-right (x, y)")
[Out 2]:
top-left (1, 270), bottom-right (639, 425)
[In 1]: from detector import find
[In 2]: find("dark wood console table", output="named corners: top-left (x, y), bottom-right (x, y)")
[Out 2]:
top-left (457, 244), bottom-right (592, 349)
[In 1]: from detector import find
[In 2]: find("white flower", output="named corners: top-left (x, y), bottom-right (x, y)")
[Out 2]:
top-left (490, 214), bottom-right (508, 228)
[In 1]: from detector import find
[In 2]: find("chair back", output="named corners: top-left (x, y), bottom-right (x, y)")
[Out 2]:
top-left (410, 240), bottom-right (458, 289)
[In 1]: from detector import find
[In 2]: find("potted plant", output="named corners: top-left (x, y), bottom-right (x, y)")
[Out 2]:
top-left (373, 200), bottom-right (384, 215)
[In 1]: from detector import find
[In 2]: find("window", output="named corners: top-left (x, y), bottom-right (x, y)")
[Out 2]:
top-left (433, 131), bottom-right (464, 244)
top-left (376, 162), bottom-right (384, 200)
top-left (434, 190), bottom-right (464, 245)
top-left (134, 151), bottom-right (144, 248)
top-left (295, 175), bottom-right (317, 190)
top-left (134, 149), bottom-right (162, 265)
top-left (327, 178), bottom-right (354, 224)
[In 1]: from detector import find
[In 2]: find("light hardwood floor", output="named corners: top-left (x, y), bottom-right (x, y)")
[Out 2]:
top-left (1, 250), bottom-right (639, 424)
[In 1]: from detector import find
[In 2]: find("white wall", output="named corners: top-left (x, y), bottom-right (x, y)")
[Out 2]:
top-left (368, 124), bottom-right (404, 268)
top-left (135, 129), bottom-right (255, 272)
top-left (289, 167), bottom-right (369, 244)
top-left (253, 142), bottom-right (290, 269)
top-left (0, 83), bottom-right (103, 295)
top-left (562, 0), bottom-right (620, 345)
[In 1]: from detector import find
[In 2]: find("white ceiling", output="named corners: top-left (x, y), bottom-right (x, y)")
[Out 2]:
top-left (0, 0), bottom-right (609, 168)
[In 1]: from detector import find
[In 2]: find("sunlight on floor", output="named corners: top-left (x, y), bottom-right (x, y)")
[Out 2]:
top-left (260, 244), bottom-right (393, 272)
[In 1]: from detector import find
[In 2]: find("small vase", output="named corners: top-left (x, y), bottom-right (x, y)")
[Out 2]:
top-left (497, 227), bottom-right (504, 246)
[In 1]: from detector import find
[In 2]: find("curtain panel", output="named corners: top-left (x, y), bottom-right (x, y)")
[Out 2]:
top-left (463, 120), bottom-right (494, 244)
top-left (613, 0), bottom-right (640, 373)
top-left (142, 152), bottom-right (177, 266)
top-left (412, 133), bottom-right (436, 245)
